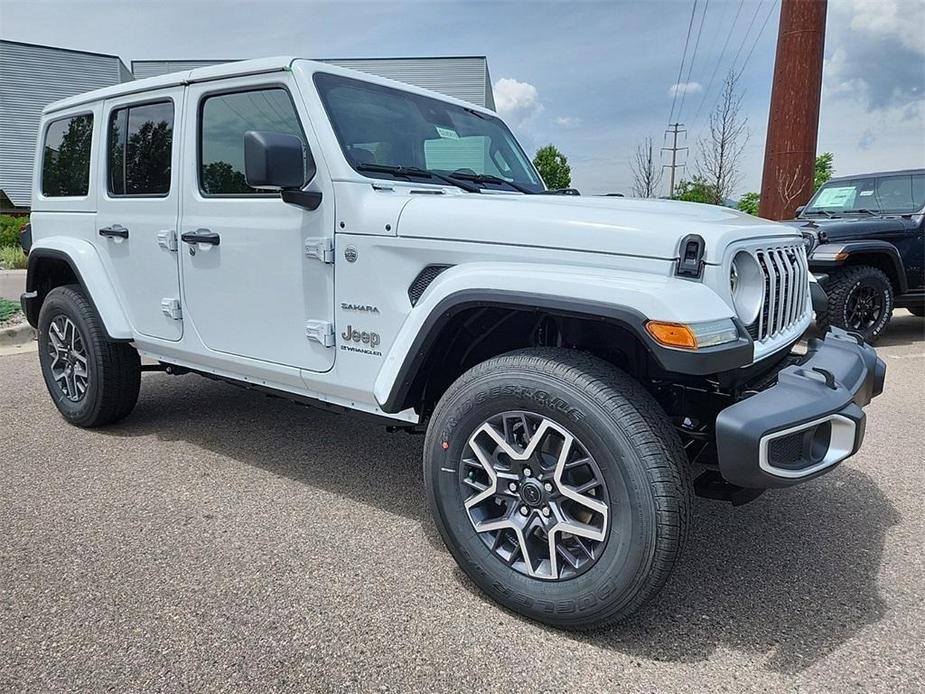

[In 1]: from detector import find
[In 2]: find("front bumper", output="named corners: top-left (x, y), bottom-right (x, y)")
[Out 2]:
top-left (715, 327), bottom-right (885, 489)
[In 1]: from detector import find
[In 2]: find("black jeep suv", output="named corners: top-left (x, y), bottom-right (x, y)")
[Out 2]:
top-left (785, 169), bottom-right (924, 342)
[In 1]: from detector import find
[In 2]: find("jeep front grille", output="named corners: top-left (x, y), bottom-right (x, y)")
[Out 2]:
top-left (749, 243), bottom-right (810, 342)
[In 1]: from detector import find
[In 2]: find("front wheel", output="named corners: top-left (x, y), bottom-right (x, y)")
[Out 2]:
top-left (818, 265), bottom-right (894, 343)
top-left (424, 348), bottom-right (692, 630)
top-left (37, 285), bottom-right (141, 427)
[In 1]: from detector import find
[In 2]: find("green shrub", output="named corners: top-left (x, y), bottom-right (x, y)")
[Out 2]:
top-left (0, 214), bottom-right (29, 248)
top-left (0, 297), bottom-right (21, 322)
top-left (0, 245), bottom-right (28, 270)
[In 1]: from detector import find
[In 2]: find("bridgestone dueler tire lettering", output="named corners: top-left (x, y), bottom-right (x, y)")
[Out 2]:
top-left (424, 347), bottom-right (692, 630)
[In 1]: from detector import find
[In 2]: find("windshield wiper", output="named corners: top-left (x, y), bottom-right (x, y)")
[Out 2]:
top-left (803, 209), bottom-right (835, 218)
top-left (448, 170), bottom-right (537, 194)
top-left (355, 163), bottom-right (481, 193)
top-left (845, 208), bottom-right (879, 216)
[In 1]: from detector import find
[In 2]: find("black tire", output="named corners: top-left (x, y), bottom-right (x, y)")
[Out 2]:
top-left (37, 285), bottom-right (141, 427)
top-left (818, 265), bottom-right (894, 343)
top-left (907, 305), bottom-right (925, 317)
top-left (424, 348), bottom-right (692, 630)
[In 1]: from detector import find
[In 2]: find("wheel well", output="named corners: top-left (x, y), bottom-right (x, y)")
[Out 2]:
top-left (842, 253), bottom-right (902, 292)
top-left (403, 306), bottom-right (651, 417)
top-left (25, 256), bottom-right (79, 324)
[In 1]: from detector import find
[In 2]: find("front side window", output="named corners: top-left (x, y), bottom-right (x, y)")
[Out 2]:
top-left (314, 72), bottom-right (543, 193)
top-left (42, 114), bottom-right (93, 197)
top-left (199, 88), bottom-right (304, 195)
top-left (108, 101), bottom-right (174, 196)
top-left (804, 174), bottom-right (925, 216)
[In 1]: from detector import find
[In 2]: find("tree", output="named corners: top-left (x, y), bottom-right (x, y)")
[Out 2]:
top-left (695, 70), bottom-right (749, 205)
top-left (533, 145), bottom-right (571, 190)
top-left (630, 137), bottom-right (662, 198)
top-left (737, 192), bottom-right (760, 215)
top-left (674, 177), bottom-right (718, 204)
top-left (814, 152), bottom-right (834, 190)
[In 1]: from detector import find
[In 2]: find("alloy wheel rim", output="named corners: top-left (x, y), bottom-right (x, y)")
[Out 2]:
top-left (845, 283), bottom-right (884, 331)
top-left (459, 411), bottom-right (610, 581)
top-left (47, 315), bottom-right (89, 402)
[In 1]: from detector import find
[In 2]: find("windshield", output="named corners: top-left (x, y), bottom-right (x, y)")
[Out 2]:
top-left (803, 173), bottom-right (925, 216)
top-left (313, 72), bottom-right (544, 193)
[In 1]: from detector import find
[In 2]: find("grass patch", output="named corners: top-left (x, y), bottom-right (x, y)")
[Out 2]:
top-left (0, 297), bottom-right (21, 322)
top-left (0, 246), bottom-right (28, 270)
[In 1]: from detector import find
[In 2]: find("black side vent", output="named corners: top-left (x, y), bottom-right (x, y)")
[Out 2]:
top-left (408, 265), bottom-right (453, 306)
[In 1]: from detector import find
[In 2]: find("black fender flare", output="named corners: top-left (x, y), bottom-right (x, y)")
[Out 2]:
top-left (377, 289), bottom-right (754, 414)
top-left (810, 241), bottom-right (908, 294)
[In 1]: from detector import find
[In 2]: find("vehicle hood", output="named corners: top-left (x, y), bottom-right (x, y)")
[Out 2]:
top-left (396, 194), bottom-right (800, 263)
top-left (781, 216), bottom-right (908, 243)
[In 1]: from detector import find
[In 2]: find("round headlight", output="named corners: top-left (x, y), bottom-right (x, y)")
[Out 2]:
top-left (730, 250), bottom-right (763, 325)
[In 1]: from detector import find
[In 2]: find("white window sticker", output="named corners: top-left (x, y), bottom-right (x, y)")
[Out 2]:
top-left (814, 186), bottom-right (855, 207)
top-left (859, 189), bottom-right (874, 196)
top-left (435, 126), bottom-right (459, 140)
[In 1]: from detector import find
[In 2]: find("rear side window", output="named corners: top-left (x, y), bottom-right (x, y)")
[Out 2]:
top-left (108, 101), bottom-right (174, 196)
top-left (42, 114), bottom-right (93, 197)
top-left (199, 88), bottom-right (304, 195)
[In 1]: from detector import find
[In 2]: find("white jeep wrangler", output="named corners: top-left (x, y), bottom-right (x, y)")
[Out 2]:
top-left (21, 58), bottom-right (885, 629)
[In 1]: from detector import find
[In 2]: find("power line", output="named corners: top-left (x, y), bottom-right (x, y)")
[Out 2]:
top-left (728, 0), bottom-right (766, 76)
top-left (735, 0), bottom-right (781, 82)
top-left (677, 0), bottom-right (711, 123)
top-left (667, 0), bottom-right (699, 126)
top-left (690, 0), bottom-right (745, 132)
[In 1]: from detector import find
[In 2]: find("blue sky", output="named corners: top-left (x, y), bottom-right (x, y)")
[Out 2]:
top-left (3, 0), bottom-right (923, 196)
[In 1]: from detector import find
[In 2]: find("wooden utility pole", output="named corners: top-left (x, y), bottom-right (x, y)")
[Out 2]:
top-left (758, 0), bottom-right (827, 220)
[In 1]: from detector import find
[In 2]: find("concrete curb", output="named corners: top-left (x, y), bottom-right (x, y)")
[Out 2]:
top-left (0, 320), bottom-right (35, 348)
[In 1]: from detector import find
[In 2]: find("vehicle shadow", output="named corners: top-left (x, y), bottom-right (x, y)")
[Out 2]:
top-left (877, 310), bottom-right (924, 348)
top-left (101, 374), bottom-right (899, 676)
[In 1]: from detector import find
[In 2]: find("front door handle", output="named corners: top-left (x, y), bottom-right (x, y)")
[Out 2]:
top-left (99, 224), bottom-right (129, 239)
top-left (181, 229), bottom-right (221, 246)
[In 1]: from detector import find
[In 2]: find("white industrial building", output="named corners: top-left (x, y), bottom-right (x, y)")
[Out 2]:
top-left (0, 40), bottom-right (495, 210)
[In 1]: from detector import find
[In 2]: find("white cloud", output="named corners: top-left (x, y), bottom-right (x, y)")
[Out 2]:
top-left (493, 77), bottom-right (544, 128)
top-left (668, 82), bottom-right (702, 97)
top-left (555, 116), bottom-right (581, 128)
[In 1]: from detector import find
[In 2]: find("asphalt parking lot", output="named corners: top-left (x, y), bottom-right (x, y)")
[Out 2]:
top-left (1, 314), bottom-right (923, 693)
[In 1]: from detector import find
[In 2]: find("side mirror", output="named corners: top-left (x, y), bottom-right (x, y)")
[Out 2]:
top-left (244, 131), bottom-right (315, 190)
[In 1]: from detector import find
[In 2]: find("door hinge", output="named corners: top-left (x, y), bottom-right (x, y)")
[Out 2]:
top-left (305, 320), bottom-right (335, 347)
top-left (157, 229), bottom-right (178, 252)
top-left (161, 298), bottom-right (182, 320)
top-left (304, 237), bottom-right (335, 264)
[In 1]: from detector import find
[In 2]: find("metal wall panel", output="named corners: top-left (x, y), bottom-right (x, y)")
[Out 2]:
top-left (0, 41), bottom-right (127, 207)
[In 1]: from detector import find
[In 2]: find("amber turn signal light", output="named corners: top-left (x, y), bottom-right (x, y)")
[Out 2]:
top-left (645, 321), bottom-right (698, 350)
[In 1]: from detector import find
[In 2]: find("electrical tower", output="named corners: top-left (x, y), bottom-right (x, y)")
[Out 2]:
top-left (662, 123), bottom-right (688, 198)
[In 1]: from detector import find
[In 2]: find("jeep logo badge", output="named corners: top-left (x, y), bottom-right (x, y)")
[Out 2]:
top-left (341, 325), bottom-right (380, 349)
top-left (344, 245), bottom-right (358, 262)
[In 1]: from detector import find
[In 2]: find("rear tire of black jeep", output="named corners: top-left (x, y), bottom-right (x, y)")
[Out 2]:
top-left (818, 265), bottom-right (894, 343)
top-left (907, 305), bottom-right (925, 317)
top-left (423, 348), bottom-right (692, 630)
top-left (37, 285), bottom-right (141, 428)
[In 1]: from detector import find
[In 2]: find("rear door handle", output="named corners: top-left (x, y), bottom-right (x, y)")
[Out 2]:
top-left (99, 224), bottom-right (129, 239)
top-left (181, 229), bottom-right (221, 246)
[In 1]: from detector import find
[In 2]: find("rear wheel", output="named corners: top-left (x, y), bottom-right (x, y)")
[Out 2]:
top-left (907, 305), bottom-right (925, 317)
top-left (819, 265), bottom-right (893, 343)
top-left (37, 285), bottom-right (141, 427)
top-left (424, 348), bottom-right (692, 629)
